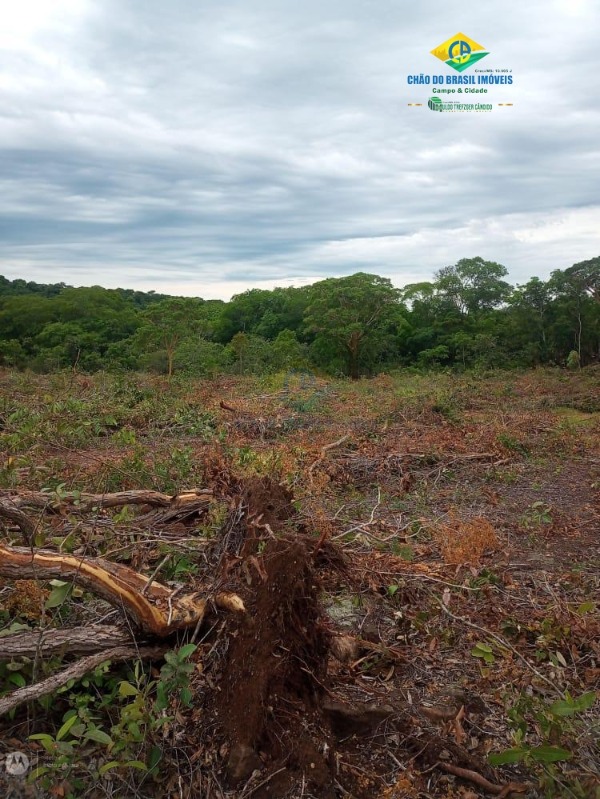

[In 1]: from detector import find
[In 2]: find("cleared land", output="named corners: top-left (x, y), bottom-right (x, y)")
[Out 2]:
top-left (0, 368), bottom-right (598, 799)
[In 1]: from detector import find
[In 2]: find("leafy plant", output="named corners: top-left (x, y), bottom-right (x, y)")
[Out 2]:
top-left (160, 554), bottom-right (199, 581)
top-left (490, 690), bottom-right (597, 795)
top-left (521, 501), bottom-right (553, 528)
top-left (497, 433), bottom-right (529, 455)
top-left (24, 646), bottom-right (198, 790)
top-left (566, 350), bottom-right (580, 370)
top-left (489, 743), bottom-right (572, 766)
top-left (468, 567), bottom-right (500, 588)
top-left (471, 641), bottom-right (495, 664)
top-left (154, 643), bottom-right (197, 712)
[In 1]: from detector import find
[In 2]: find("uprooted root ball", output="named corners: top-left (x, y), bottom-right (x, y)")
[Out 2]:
top-left (217, 536), bottom-right (332, 793)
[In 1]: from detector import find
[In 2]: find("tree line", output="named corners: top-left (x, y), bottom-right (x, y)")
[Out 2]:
top-left (0, 256), bottom-right (598, 377)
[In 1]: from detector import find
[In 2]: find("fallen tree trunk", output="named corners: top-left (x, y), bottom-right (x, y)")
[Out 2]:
top-left (0, 542), bottom-right (244, 717)
top-left (0, 488), bottom-right (213, 514)
top-left (0, 480), bottom-right (244, 726)
top-left (0, 543), bottom-right (208, 636)
top-left (0, 624), bottom-right (136, 659)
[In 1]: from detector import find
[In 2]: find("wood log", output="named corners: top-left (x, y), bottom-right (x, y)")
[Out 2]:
top-left (0, 625), bottom-right (136, 659)
top-left (135, 496), bottom-right (213, 525)
top-left (0, 488), bottom-right (213, 514)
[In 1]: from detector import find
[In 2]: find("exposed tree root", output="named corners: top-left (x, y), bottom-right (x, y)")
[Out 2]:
top-left (439, 762), bottom-right (529, 797)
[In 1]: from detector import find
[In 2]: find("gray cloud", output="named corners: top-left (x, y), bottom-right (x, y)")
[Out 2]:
top-left (0, 0), bottom-right (599, 298)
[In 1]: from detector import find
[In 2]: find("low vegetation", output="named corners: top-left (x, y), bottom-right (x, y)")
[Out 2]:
top-left (0, 366), bottom-right (598, 798)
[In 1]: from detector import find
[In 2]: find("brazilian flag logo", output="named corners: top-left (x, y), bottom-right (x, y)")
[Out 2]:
top-left (431, 33), bottom-right (489, 73)
top-left (428, 97), bottom-right (443, 111)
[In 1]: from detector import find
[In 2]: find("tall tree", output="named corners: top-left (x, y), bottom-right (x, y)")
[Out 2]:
top-left (435, 257), bottom-right (511, 315)
top-left (509, 277), bottom-right (552, 362)
top-left (549, 267), bottom-right (599, 364)
top-left (215, 287), bottom-right (308, 342)
top-left (564, 257), bottom-right (600, 304)
top-left (133, 298), bottom-right (208, 377)
top-left (304, 273), bottom-right (404, 379)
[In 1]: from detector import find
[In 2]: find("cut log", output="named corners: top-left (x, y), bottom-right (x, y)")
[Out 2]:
top-left (0, 625), bottom-right (136, 659)
top-left (0, 488), bottom-right (212, 514)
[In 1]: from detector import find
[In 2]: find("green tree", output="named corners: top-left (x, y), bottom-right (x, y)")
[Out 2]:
top-left (0, 339), bottom-right (26, 367)
top-left (227, 332), bottom-right (277, 374)
top-left (417, 345), bottom-right (450, 367)
top-left (271, 329), bottom-right (309, 371)
top-left (400, 281), bottom-right (454, 363)
top-left (548, 268), bottom-right (598, 364)
top-left (0, 275), bottom-right (68, 298)
top-left (508, 277), bottom-right (552, 363)
top-left (133, 299), bottom-right (208, 377)
top-left (215, 287), bottom-right (308, 343)
top-left (564, 257), bottom-right (600, 304)
top-left (174, 338), bottom-right (232, 377)
top-left (304, 273), bottom-right (404, 379)
top-left (35, 322), bottom-right (101, 370)
top-left (560, 259), bottom-right (600, 361)
top-left (0, 295), bottom-right (56, 340)
top-left (435, 257), bottom-right (511, 315)
top-left (0, 286), bottom-right (141, 370)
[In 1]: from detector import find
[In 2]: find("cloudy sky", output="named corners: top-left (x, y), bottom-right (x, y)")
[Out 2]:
top-left (1, 0), bottom-right (598, 299)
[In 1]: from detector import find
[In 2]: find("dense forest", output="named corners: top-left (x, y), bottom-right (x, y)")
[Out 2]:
top-left (0, 256), bottom-right (598, 377)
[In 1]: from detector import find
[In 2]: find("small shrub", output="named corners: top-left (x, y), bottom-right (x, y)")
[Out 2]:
top-left (566, 350), bottom-right (580, 370)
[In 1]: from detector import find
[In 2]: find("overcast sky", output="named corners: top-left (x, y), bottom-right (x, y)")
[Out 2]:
top-left (1, 0), bottom-right (598, 299)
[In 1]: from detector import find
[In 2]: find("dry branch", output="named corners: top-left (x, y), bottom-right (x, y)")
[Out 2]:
top-left (0, 645), bottom-right (165, 717)
top-left (135, 495), bottom-right (213, 525)
top-left (316, 450), bottom-right (505, 487)
top-left (319, 434), bottom-right (351, 456)
top-left (0, 625), bottom-right (136, 660)
top-left (0, 488), bottom-right (213, 515)
top-left (218, 401), bottom-right (299, 438)
top-left (0, 498), bottom-right (36, 545)
top-left (309, 434), bottom-right (351, 479)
